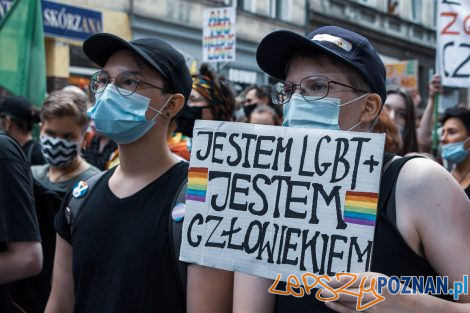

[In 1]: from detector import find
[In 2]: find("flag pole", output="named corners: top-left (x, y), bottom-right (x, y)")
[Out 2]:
top-left (431, 92), bottom-right (440, 157)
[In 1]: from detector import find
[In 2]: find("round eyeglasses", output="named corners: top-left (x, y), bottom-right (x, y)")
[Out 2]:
top-left (271, 75), bottom-right (369, 105)
top-left (90, 71), bottom-right (172, 96)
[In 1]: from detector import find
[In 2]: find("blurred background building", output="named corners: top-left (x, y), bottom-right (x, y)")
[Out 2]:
top-left (0, 0), bottom-right (467, 106)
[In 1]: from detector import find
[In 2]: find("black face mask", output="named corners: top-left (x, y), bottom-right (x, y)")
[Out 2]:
top-left (243, 103), bottom-right (258, 117)
top-left (175, 106), bottom-right (206, 138)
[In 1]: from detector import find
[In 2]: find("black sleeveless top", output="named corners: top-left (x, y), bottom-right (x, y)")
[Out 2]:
top-left (275, 154), bottom-right (451, 312)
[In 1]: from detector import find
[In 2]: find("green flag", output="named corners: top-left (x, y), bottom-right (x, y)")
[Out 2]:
top-left (0, 0), bottom-right (46, 107)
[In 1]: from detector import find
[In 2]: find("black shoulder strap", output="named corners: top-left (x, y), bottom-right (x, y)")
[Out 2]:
top-left (65, 171), bottom-right (106, 235)
top-left (168, 177), bottom-right (188, 309)
top-left (378, 155), bottom-right (423, 223)
top-left (25, 141), bottom-right (35, 164)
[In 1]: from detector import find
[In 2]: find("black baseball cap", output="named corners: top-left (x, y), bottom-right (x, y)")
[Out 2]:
top-left (0, 96), bottom-right (38, 122)
top-left (83, 33), bottom-right (192, 104)
top-left (256, 26), bottom-right (386, 104)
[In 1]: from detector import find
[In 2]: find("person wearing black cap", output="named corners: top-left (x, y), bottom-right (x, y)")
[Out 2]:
top-left (188, 26), bottom-right (470, 313)
top-left (45, 33), bottom-right (192, 313)
top-left (0, 96), bottom-right (47, 166)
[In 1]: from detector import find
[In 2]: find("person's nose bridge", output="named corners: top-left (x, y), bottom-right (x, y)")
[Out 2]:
top-left (292, 84), bottom-right (302, 95)
top-left (440, 129), bottom-right (448, 142)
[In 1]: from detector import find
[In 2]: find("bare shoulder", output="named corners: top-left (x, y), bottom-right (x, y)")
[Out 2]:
top-left (396, 157), bottom-right (462, 201)
top-left (395, 157), bottom-right (470, 224)
top-left (395, 157), bottom-right (470, 289)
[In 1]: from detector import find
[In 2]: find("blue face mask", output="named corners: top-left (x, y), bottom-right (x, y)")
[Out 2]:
top-left (282, 94), bottom-right (366, 130)
top-left (441, 138), bottom-right (470, 164)
top-left (88, 86), bottom-right (170, 144)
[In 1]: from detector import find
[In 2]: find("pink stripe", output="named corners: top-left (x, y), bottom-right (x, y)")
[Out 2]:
top-left (173, 208), bottom-right (185, 214)
top-left (344, 217), bottom-right (375, 226)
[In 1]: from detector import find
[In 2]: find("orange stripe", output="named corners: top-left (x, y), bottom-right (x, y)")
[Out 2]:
top-left (189, 172), bottom-right (209, 179)
top-left (344, 195), bottom-right (378, 203)
top-left (345, 191), bottom-right (378, 199)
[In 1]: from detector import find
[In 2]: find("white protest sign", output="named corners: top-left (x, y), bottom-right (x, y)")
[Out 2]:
top-left (180, 121), bottom-right (385, 281)
top-left (202, 6), bottom-right (236, 63)
top-left (436, 0), bottom-right (470, 87)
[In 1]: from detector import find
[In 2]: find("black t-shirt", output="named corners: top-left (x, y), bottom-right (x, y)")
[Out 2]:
top-left (0, 133), bottom-right (40, 311)
top-left (22, 139), bottom-right (46, 166)
top-left (55, 161), bottom-right (188, 313)
top-left (84, 135), bottom-right (118, 170)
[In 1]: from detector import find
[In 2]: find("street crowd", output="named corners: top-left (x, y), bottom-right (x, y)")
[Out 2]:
top-left (1, 25), bottom-right (470, 313)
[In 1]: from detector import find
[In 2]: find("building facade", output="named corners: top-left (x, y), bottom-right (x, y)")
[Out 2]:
top-left (1, 0), bottom-right (466, 105)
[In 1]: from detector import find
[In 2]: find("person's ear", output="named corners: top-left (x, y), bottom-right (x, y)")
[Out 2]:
top-left (3, 116), bottom-right (12, 132)
top-left (360, 93), bottom-right (382, 124)
top-left (164, 93), bottom-right (185, 119)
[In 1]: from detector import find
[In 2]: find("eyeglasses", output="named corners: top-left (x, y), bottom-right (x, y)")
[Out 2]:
top-left (90, 71), bottom-right (172, 96)
top-left (271, 75), bottom-right (369, 105)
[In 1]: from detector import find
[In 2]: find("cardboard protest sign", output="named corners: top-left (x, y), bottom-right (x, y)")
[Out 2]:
top-left (180, 121), bottom-right (385, 281)
top-left (436, 0), bottom-right (470, 87)
top-left (385, 60), bottom-right (418, 90)
top-left (202, 7), bottom-right (236, 63)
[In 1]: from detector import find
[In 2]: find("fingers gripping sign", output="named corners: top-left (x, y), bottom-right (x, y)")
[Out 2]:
top-left (317, 273), bottom-right (385, 311)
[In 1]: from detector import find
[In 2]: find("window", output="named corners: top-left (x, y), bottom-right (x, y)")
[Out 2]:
top-left (242, 0), bottom-right (276, 18)
top-left (411, 0), bottom-right (422, 23)
top-left (280, 0), bottom-right (292, 21)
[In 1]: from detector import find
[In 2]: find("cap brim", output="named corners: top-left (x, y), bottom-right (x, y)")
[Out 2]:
top-left (83, 33), bottom-right (167, 80)
top-left (256, 30), bottom-right (357, 80)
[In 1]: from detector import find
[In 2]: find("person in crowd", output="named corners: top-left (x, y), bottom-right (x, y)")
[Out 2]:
top-left (440, 107), bottom-right (470, 198)
top-left (31, 90), bottom-right (100, 193)
top-left (83, 119), bottom-right (118, 170)
top-left (373, 109), bottom-right (402, 154)
top-left (0, 131), bottom-right (42, 312)
top-left (242, 84), bottom-right (271, 118)
top-left (417, 74), bottom-right (442, 153)
top-left (383, 86), bottom-right (419, 155)
top-left (170, 63), bottom-right (236, 160)
top-left (242, 84), bottom-right (284, 122)
top-left (0, 96), bottom-right (46, 165)
top-left (248, 104), bottom-right (281, 126)
top-left (45, 33), bottom-right (191, 313)
top-left (187, 25), bottom-right (470, 313)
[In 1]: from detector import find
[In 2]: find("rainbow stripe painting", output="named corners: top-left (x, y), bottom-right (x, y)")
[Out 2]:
top-left (187, 167), bottom-right (209, 203)
top-left (343, 191), bottom-right (378, 226)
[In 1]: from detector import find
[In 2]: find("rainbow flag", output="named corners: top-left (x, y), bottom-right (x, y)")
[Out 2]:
top-left (187, 167), bottom-right (209, 202)
top-left (343, 191), bottom-right (378, 226)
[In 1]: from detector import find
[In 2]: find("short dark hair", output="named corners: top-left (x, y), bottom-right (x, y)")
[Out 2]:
top-left (244, 84), bottom-right (269, 101)
top-left (442, 107), bottom-right (470, 134)
top-left (41, 90), bottom-right (90, 130)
